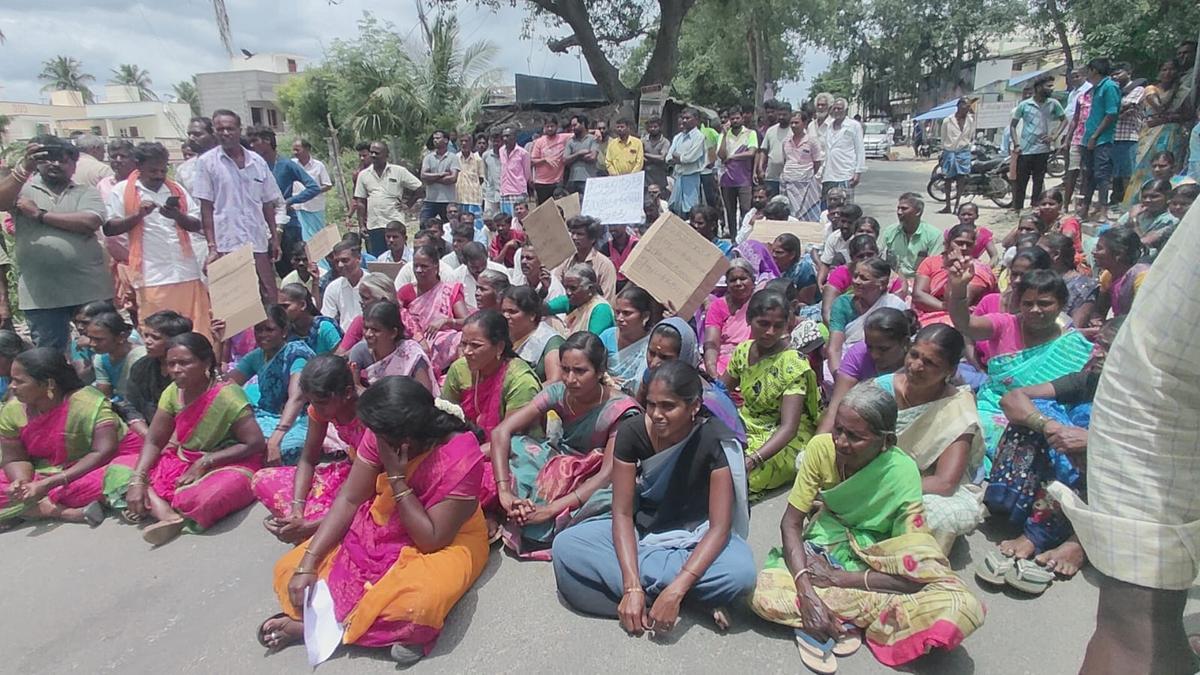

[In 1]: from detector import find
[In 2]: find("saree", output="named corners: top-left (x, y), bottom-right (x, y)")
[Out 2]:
top-left (1111, 263), bottom-right (1151, 317)
top-left (704, 295), bottom-right (750, 376)
top-left (513, 322), bottom-right (565, 382)
top-left (878, 375), bottom-right (986, 552)
top-left (400, 281), bottom-right (465, 379)
top-left (1123, 88), bottom-right (1188, 209)
top-left (272, 431), bottom-right (488, 653)
top-left (363, 339), bottom-right (437, 396)
top-left (503, 382), bottom-right (640, 559)
top-left (732, 240), bottom-right (781, 285)
top-left (651, 317), bottom-right (748, 446)
top-left (841, 293), bottom-right (908, 345)
top-left (915, 256), bottom-right (996, 327)
top-left (242, 341), bottom-right (314, 465)
top-left (726, 340), bottom-right (821, 497)
top-left (567, 295), bottom-right (610, 335)
top-left (975, 330), bottom-right (1092, 469)
top-left (601, 327), bottom-right (649, 394)
top-left (751, 444), bottom-right (985, 666)
top-left (103, 381), bottom-right (262, 529)
top-left (0, 387), bottom-right (142, 521)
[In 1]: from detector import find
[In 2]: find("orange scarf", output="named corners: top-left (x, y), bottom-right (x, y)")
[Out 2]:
top-left (122, 170), bottom-right (195, 286)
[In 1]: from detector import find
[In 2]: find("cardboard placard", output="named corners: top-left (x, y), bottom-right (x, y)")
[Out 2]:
top-left (306, 225), bottom-right (342, 262)
top-left (367, 261), bottom-right (405, 281)
top-left (748, 219), bottom-right (826, 246)
top-left (208, 245), bottom-right (267, 337)
top-left (555, 192), bottom-right (581, 220)
top-left (521, 199), bottom-right (575, 270)
top-left (620, 212), bottom-right (729, 319)
top-left (581, 171), bottom-right (645, 224)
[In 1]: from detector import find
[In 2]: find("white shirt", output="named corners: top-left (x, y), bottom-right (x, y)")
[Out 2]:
top-left (448, 260), bottom-right (508, 311)
top-left (820, 119), bottom-right (866, 183)
top-left (394, 260), bottom-right (455, 291)
top-left (440, 251), bottom-right (463, 270)
top-left (176, 157), bottom-right (199, 193)
top-left (105, 178), bottom-right (208, 288)
top-left (294, 157), bottom-right (333, 213)
top-left (1065, 81), bottom-right (1094, 119)
top-left (941, 113), bottom-right (977, 151)
top-left (191, 146), bottom-right (283, 254)
top-left (820, 230), bottom-right (851, 266)
top-left (807, 118), bottom-right (830, 154)
top-left (321, 275), bottom-right (363, 331)
top-left (376, 247), bottom-right (413, 264)
top-left (510, 248), bottom-right (567, 302)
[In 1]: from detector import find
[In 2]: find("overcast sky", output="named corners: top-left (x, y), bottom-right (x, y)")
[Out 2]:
top-left (0, 0), bottom-right (827, 105)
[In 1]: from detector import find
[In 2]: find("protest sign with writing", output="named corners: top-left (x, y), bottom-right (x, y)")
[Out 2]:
top-left (581, 171), bottom-right (644, 224)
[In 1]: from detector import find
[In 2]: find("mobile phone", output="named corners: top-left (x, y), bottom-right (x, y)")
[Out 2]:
top-left (164, 196), bottom-right (180, 209)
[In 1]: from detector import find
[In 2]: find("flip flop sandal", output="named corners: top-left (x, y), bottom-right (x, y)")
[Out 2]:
top-left (1004, 559), bottom-right (1055, 595)
top-left (118, 509), bottom-right (144, 525)
top-left (831, 625), bottom-right (862, 657)
top-left (257, 612), bottom-right (289, 649)
top-left (974, 550), bottom-right (1014, 585)
top-left (142, 518), bottom-right (186, 547)
top-left (795, 629), bottom-right (838, 674)
top-left (390, 643), bottom-right (425, 668)
top-left (82, 501), bottom-right (106, 528)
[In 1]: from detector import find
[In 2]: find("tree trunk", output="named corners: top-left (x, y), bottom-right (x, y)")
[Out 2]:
top-left (636, 0), bottom-right (695, 92)
top-left (1044, 0), bottom-right (1074, 73)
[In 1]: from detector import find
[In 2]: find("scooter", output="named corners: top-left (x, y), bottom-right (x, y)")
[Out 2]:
top-left (926, 141), bottom-right (1013, 208)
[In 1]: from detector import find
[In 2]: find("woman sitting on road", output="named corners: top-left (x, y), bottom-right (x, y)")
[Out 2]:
top-left (1092, 227), bottom-right (1150, 319)
top-left (261, 377), bottom-right (489, 668)
top-left (345, 301), bottom-right (437, 393)
top-left (333, 273), bottom-right (396, 356)
top-left (876, 325), bottom-right (986, 552)
top-left (702, 258), bottom-right (757, 377)
top-left (397, 244), bottom-right (471, 380)
top-left (1116, 179), bottom-right (1178, 261)
top-left (820, 234), bottom-right (903, 325)
top-left (950, 203), bottom-right (1000, 265)
top-left (502, 286), bottom-right (565, 383)
top-left (105, 333), bottom-right (266, 546)
top-left (1038, 233), bottom-right (1097, 328)
top-left (279, 283), bottom-right (342, 355)
top-left (474, 268), bottom-right (511, 312)
top-left (601, 285), bottom-right (659, 394)
top-left (827, 257), bottom-right (907, 374)
top-left (722, 290), bottom-right (821, 499)
top-left (0, 349), bottom-right (142, 528)
top-left (552, 361), bottom-right (755, 635)
top-left (817, 308), bottom-right (914, 435)
top-left (912, 224), bottom-right (997, 327)
top-left (546, 264), bottom-right (615, 336)
top-left (750, 383), bottom-right (984, 672)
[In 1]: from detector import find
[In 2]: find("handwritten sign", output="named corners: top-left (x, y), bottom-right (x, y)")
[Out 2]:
top-left (521, 199), bottom-right (575, 269)
top-left (581, 171), bottom-right (645, 225)
top-left (555, 192), bottom-right (581, 220)
top-left (208, 245), bottom-right (267, 337)
top-left (748, 220), bottom-right (826, 246)
top-left (367, 261), bottom-right (405, 282)
top-left (306, 224), bottom-right (342, 262)
top-left (621, 212), bottom-right (729, 319)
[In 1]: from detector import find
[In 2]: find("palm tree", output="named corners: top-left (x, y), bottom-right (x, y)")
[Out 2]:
top-left (38, 56), bottom-right (96, 103)
top-left (172, 79), bottom-right (201, 116)
top-left (111, 64), bottom-right (157, 101)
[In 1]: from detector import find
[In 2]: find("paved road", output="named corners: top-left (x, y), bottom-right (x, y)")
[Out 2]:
top-left (3, 159), bottom-right (1188, 674)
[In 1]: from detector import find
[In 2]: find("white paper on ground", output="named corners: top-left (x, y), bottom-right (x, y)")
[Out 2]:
top-left (304, 580), bottom-right (344, 667)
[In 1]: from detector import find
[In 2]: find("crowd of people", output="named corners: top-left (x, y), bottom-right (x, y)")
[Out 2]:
top-left (0, 52), bottom-right (1196, 670)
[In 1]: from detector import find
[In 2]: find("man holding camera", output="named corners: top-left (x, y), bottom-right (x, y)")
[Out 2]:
top-left (0, 135), bottom-right (113, 350)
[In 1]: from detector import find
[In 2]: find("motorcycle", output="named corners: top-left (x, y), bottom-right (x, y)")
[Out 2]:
top-left (1046, 148), bottom-right (1067, 178)
top-left (926, 140), bottom-right (1014, 208)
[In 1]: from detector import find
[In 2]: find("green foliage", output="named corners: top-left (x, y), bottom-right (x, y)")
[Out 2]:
top-left (806, 61), bottom-right (855, 101)
top-left (172, 79), bottom-right (201, 116)
top-left (1066, 0), bottom-right (1200, 78)
top-left (110, 64), bottom-right (156, 101)
top-left (38, 56), bottom-right (96, 104)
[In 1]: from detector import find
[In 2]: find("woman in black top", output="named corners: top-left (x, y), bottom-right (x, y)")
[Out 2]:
top-left (551, 361), bottom-right (755, 636)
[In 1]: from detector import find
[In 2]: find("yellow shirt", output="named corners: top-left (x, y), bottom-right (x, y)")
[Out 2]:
top-left (353, 164), bottom-right (422, 230)
top-left (605, 135), bottom-right (645, 176)
top-left (787, 434), bottom-right (841, 513)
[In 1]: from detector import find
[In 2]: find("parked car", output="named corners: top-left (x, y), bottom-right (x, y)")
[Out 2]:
top-left (862, 121), bottom-right (893, 159)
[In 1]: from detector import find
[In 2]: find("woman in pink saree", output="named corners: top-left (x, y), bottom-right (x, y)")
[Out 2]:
top-left (702, 259), bottom-right (757, 377)
top-left (0, 348), bottom-right (141, 527)
top-left (253, 354), bottom-right (367, 544)
top-left (397, 244), bottom-right (470, 382)
top-left (103, 333), bottom-right (266, 546)
top-left (260, 376), bottom-right (489, 668)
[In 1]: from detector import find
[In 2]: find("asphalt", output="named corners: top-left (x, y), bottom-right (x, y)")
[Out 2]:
top-left (5, 157), bottom-right (1195, 674)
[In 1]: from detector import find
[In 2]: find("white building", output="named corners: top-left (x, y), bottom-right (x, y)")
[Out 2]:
top-left (195, 53), bottom-right (304, 129)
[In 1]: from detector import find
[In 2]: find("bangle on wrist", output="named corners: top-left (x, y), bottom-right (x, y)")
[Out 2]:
top-left (862, 570), bottom-right (871, 592)
top-left (392, 487), bottom-right (414, 502)
top-left (792, 567), bottom-right (811, 583)
top-left (623, 587), bottom-right (644, 595)
top-left (387, 474), bottom-right (406, 482)
top-left (294, 566), bottom-right (316, 575)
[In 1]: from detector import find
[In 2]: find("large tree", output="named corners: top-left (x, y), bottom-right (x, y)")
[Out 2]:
top-left (38, 56), bottom-right (97, 103)
top-left (111, 64), bottom-right (157, 101)
top-left (1056, 0), bottom-right (1200, 78)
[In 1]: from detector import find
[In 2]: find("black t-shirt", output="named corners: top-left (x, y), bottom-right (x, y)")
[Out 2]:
top-left (116, 355), bottom-right (171, 424)
top-left (613, 414), bottom-right (733, 535)
top-left (1051, 369), bottom-right (1101, 406)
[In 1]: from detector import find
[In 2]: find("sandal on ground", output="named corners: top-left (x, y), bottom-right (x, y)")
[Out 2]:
top-left (257, 612), bottom-right (289, 649)
top-left (390, 643), bottom-right (425, 668)
top-left (82, 501), bottom-right (106, 528)
top-left (974, 550), bottom-right (1014, 585)
top-left (118, 509), bottom-right (144, 525)
top-left (795, 629), bottom-right (838, 674)
top-left (831, 625), bottom-right (862, 656)
top-left (1004, 558), bottom-right (1055, 595)
top-left (142, 518), bottom-right (186, 547)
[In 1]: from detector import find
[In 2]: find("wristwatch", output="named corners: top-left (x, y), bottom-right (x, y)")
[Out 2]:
top-left (36, 209), bottom-right (47, 223)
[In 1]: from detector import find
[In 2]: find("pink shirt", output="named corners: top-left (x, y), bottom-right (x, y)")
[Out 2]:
top-left (978, 311), bottom-right (1024, 365)
top-left (826, 265), bottom-right (905, 293)
top-left (499, 145), bottom-right (532, 197)
top-left (530, 133), bottom-right (572, 185)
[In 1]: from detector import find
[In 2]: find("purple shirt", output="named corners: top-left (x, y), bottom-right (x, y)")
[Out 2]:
top-left (192, 146), bottom-right (283, 254)
top-left (839, 341), bottom-right (876, 381)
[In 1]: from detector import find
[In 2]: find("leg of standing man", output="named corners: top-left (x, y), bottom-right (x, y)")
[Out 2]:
top-left (253, 252), bottom-right (279, 309)
top-left (1027, 152), bottom-right (1049, 211)
top-left (1012, 153), bottom-right (1033, 211)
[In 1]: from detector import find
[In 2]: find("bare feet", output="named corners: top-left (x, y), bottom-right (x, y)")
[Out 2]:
top-left (259, 614), bottom-right (303, 651)
top-left (1035, 537), bottom-right (1087, 577)
top-left (485, 515), bottom-right (502, 544)
top-left (998, 534), bottom-right (1036, 560)
top-left (712, 607), bottom-right (731, 631)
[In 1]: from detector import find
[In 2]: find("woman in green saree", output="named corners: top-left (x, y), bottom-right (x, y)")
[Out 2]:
top-left (750, 382), bottom-right (984, 672)
top-left (1123, 59), bottom-right (1193, 209)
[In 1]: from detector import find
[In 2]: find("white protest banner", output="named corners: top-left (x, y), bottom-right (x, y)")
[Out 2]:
top-left (581, 171), bottom-right (645, 224)
top-left (521, 199), bottom-right (575, 269)
top-left (620, 212), bottom-right (729, 319)
top-left (748, 220), bottom-right (826, 247)
top-left (208, 245), bottom-right (267, 337)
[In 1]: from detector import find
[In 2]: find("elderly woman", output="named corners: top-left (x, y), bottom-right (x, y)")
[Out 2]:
top-left (260, 377), bottom-right (489, 668)
top-left (546, 264), bottom-right (615, 336)
top-left (475, 268), bottom-right (511, 311)
top-left (702, 258), bottom-right (756, 377)
top-left (912, 224), bottom-right (997, 327)
top-left (333, 272), bottom-right (396, 355)
top-left (552, 361), bottom-right (755, 634)
top-left (827, 257), bottom-right (907, 374)
top-left (1092, 227), bottom-right (1149, 319)
top-left (601, 285), bottom-right (658, 393)
top-left (722, 290), bottom-right (821, 498)
top-left (398, 244), bottom-right (470, 378)
top-left (554, 216), bottom-right (618, 301)
top-left (877, 325), bottom-right (985, 552)
top-left (501, 286), bottom-right (564, 383)
top-left (451, 241), bottom-right (510, 311)
top-left (750, 383), bottom-right (985, 672)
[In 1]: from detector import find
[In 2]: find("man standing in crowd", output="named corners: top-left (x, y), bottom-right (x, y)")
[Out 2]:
top-left (1111, 62), bottom-right (1145, 207)
top-left (320, 240), bottom-right (365, 332)
top-left (0, 136), bottom-right (112, 350)
top-left (718, 106), bottom-right (758, 238)
top-left (480, 132), bottom-right (503, 218)
top-left (698, 116), bottom-right (721, 211)
top-left (605, 118), bottom-right (644, 177)
top-left (757, 102), bottom-right (791, 197)
top-left (499, 127), bottom-right (532, 216)
top-left (593, 120), bottom-right (610, 175)
top-left (71, 134), bottom-right (114, 187)
top-left (455, 131), bottom-right (485, 235)
top-left (103, 142), bottom-right (211, 339)
top-left (193, 109), bottom-right (284, 308)
top-left (530, 117), bottom-right (570, 204)
top-left (882, 192), bottom-right (940, 281)
top-left (939, 98), bottom-right (977, 214)
top-left (820, 98), bottom-right (866, 201)
top-left (668, 108), bottom-right (707, 216)
top-left (564, 114), bottom-right (600, 195)
top-left (176, 117), bottom-right (218, 192)
top-left (354, 140), bottom-right (422, 256)
top-left (290, 138), bottom-right (334, 241)
top-left (1062, 71), bottom-right (1093, 209)
top-left (641, 116), bottom-right (671, 194)
top-left (247, 125), bottom-right (321, 278)
top-left (1080, 58), bottom-right (1120, 222)
top-left (1009, 74), bottom-right (1066, 211)
top-left (420, 129), bottom-right (461, 222)
top-left (96, 139), bottom-right (135, 203)
top-left (808, 93), bottom-right (832, 145)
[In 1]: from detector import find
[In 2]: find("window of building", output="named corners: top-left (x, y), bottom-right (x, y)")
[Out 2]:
top-left (287, 58), bottom-right (298, 73)
top-left (267, 109), bottom-right (279, 127)
top-left (128, 126), bottom-right (139, 138)
top-left (251, 107), bottom-right (263, 125)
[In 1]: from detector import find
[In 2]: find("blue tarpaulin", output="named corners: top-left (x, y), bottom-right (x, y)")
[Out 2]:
top-left (912, 100), bottom-right (958, 121)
